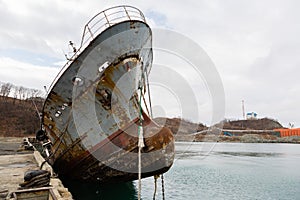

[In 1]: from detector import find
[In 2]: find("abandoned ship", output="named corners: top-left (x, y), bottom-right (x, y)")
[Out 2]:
top-left (38, 5), bottom-right (174, 183)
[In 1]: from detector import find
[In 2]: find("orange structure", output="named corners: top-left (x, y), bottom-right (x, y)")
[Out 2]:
top-left (274, 128), bottom-right (300, 137)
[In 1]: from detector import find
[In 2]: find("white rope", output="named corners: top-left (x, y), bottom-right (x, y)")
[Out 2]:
top-left (137, 75), bottom-right (145, 200)
top-left (138, 135), bottom-right (143, 200)
top-left (138, 125), bottom-right (145, 148)
top-left (137, 123), bottom-right (144, 199)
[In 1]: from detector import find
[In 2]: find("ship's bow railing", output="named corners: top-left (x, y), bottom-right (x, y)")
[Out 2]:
top-left (47, 6), bottom-right (147, 94)
top-left (80, 5), bottom-right (146, 48)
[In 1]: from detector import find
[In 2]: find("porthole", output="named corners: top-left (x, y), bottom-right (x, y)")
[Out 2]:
top-left (55, 110), bottom-right (62, 117)
top-left (98, 61), bottom-right (109, 73)
top-left (72, 77), bottom-right (84, 86)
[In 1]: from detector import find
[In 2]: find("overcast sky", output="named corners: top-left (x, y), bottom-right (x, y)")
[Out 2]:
top-left (0, 0), bottom-right (299, 127)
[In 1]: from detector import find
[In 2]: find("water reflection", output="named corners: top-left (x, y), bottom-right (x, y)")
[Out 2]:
top-left (175, 150), bottom-right (283, 159)
top-left (62, 178), bottom-right (138, 200)
top-left (213, 151), bottom-right (284, 157)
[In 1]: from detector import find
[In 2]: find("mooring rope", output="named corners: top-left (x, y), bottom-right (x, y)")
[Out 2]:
top-left (153, 175), bottom-right (159, 200)
top-left (145, 69), bottom-right (153, 118)
top-left (30, 98), bottom-right (42, 123)
top-left (137, 124), bottom-right (144, 200)
top-left (137, 69), bottom-right (145, 200)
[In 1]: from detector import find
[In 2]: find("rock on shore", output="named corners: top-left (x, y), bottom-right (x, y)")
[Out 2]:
top-left (176, 134), bottom-right (300, 143)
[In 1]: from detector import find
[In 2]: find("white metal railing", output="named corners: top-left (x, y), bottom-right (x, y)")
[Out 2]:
top-left (80, 5), bottom-right (146, 48)
top-left (48, 6), bottom-right (146, 95)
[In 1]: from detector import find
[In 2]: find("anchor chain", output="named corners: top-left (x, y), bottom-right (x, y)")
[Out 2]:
top-left (161, 174), bottom-right (165, 200)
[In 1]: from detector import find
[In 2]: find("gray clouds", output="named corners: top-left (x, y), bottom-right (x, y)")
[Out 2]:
top-left (0, 0), bottom-right (299, 126)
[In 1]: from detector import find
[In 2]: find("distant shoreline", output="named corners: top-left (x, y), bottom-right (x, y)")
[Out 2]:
top-left (175, 134), bottom-right (300, 144)
top-left (1, 135), bottom-right (299, 148)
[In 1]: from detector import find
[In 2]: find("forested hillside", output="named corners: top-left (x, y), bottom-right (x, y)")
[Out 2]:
top-left (0, 82), bottom-right (43, 136)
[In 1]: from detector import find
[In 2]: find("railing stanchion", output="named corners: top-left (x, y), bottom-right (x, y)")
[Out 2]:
top-left (86, 25), bottom-right (94, 40)
top-left (124, 6), bottom-right (131, 20)
top-left (103, 12), bottom-right (111, 26)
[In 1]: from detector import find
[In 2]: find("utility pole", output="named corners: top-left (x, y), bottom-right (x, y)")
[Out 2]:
top-left (242, 100), bottom-right (245, 120)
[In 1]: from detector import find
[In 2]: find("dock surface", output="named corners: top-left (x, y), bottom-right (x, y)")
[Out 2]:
top-left (0, 137), bottom-right (72, 199)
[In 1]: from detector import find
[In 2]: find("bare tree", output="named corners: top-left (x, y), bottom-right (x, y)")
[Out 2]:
top-left (29, 88), bottom-right (43, 99)
top-left (0, 82), bottom-right (44, 100)
top-left (18, 86), bottom-right (25, 100)
top-left (0, 82), bottom-right (13, 97)
top-left (13, 85), bottom-right (19, 99)
top-left (23, 88), bottom-right (31, 100)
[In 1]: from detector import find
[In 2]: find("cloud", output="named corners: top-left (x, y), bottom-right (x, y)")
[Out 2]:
top-left (0, 57), bottom-right (60, 90)
top-left (0, 0), bottom-right (299, 127)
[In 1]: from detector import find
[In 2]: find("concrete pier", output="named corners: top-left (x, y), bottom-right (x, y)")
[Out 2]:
top-left (0, 137), bottom-right (72, 200)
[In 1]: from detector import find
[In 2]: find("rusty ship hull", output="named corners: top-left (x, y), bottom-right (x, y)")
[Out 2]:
top-left (41, 6), bottom-right (174, 183)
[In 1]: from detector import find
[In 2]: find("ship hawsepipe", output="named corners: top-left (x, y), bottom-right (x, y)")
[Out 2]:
top-left (40, 6), bottom-right (174, 182)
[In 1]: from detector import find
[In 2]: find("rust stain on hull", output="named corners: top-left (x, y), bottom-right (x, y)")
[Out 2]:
top-left (54, 115), bottom-right (174, 182)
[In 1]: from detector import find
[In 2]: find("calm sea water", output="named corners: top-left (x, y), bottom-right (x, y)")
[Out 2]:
top-left (63, 142), bottom-right (300, 200)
